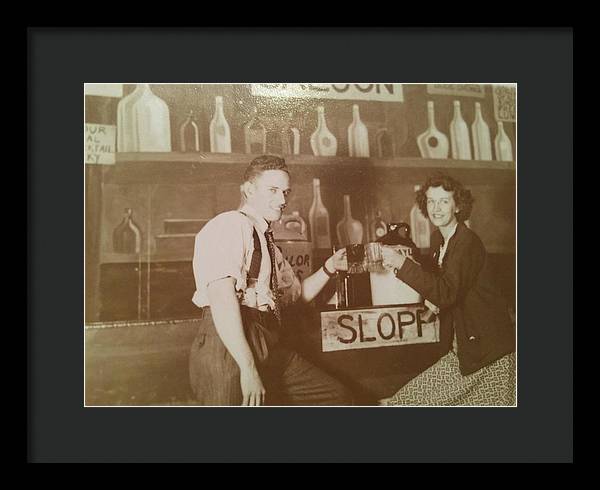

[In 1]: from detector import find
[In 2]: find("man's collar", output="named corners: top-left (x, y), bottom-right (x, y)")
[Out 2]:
top-left (239, 203), bottom-right (270, 233)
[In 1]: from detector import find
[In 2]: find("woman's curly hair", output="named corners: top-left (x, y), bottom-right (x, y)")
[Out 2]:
top-left (415, 172), bottom-right (474, 222)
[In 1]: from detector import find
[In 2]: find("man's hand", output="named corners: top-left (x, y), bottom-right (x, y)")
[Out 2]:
top-left (326, 247), bottom-right (348, 272)
top-left (240, 367), bottom-right (266, 406)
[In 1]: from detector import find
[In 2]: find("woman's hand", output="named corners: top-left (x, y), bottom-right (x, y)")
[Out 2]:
top-left (325, 248), bottom-right (348, 273)
top-left (381, 245), bottom-right (406, 271)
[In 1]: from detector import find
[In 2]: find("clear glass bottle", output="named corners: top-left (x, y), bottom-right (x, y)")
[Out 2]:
top-left (308, 178), bottom-right (332, 249)
top-left (347, 104), bottom-right (370, 157)
top-left (336, 195), bottom-right (364, 246)
top-left (179, 110), bottom-right (201, 152)
top-left (410, 185), bottom-right (431, 249)
top-left (112, 208), bottom-right (142, 254)
top-left (243, 106), bottom-right (267, 154)
top-left (449, 100), bottom-right (472, 160)
top-left (494, 120), bottom-right (513, 161)
top-left (116, 84), bottom-right (145, 152)
top-left (280, 112), bottom-right (300, 155)
top-left (131, 84), bottom-right (172, 152)
top-left (310, 105), bottom-right (337, 156)
top-left (376, 127), bottom-right (395, 158)
top-left (372, 209), bottom-right (387, 240)
top-left (209, 96), bottom-right (232, 153)
top-left (417, 101), bottom-right (449, 159)
top-left (471, 102), bottom-right (492, 161)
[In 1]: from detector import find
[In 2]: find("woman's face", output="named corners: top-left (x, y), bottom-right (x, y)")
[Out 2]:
top-left (426, 186), bottom-right (459, 229)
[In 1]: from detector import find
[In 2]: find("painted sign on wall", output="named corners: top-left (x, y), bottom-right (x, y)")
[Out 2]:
top-left (277, 241), bottom-right (312, 281)
top-left (85, 123), bottom-right (116, 164)
top-left (427, 84), bottom-right (486, 97)
top-left (321, 304), bottom-right (439, 352)
top-left (251, 83), bottom-right (404, 102)
top-left (84, 83), bottom-right (123, 98)
top-left (493, 84), bottom-right (516, 122)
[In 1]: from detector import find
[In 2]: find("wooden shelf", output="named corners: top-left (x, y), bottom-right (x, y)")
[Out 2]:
top-left (114, 152), bottom-right (515, 171)
top-left (101, 252), bottom-right (192, 264)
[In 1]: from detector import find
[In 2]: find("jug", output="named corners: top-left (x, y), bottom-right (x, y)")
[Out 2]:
top-left (272, 212), bottom-right (312, 282)
top-left (369, 222), bottom-right (422, 306)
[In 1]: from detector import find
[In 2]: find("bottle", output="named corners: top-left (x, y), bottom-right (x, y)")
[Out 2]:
top-left (308, 178), bottom-right (332, 249)
top-left (494, 120), bottom-right (513, 161)
top-left (471, 102), bottom-right (492, 160)
top-left (130, 84), bottom-right (172, 152)
top-left (449, 100), bottom-right (472, 160)
top-left (336, 195), bottom-right (364, 246)
top-left (116, 84), bottom-right (145, 152)
top-left (372, 210), bottom-right (387, 241)
top-left (416, 101), bottom-right (449, 159)
top-left (243, 106), bottom-right (267, 154)
top-left (280, 112), bottom-right (301, 155)
top-left (376, 127), bottom-right (395, 158)
top-left (209, 96), bottom-right (232, 153)
top-left (347, 104), bottom-right (370, 157)
top-left (410, 185), bottom-right (431, 249)
top-left (179, 110), bottom-right (201, 152)
top-left (310, 105), bottom-right (337, 156)
top-left (112, 208), bottom-right (142, 254)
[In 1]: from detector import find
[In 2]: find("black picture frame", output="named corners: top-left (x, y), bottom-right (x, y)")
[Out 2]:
top-left (28, 27), bottom-right (573, 463)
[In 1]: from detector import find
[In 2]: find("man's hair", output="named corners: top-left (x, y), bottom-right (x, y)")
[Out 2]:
top-left (243, 155), bottom-right (289, 183)
top-left (415, 172), bottom-right (474, 222)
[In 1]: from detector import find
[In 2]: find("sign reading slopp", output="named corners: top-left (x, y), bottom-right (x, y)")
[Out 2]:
top-left (321, 304), bottom-right (439, 352)
top-left (85, 123), bottom-right (116, 165)
top-left (251, 83), bottom-right (404, 102)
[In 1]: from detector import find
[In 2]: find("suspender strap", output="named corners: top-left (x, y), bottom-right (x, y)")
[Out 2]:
top-left (239, 211), bottom-right (262, 280)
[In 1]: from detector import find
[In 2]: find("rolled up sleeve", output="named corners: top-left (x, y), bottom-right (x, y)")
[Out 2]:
top-left (192, 213), bottom-right (248, 307)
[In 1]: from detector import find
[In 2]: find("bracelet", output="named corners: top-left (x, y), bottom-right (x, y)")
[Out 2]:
top-left (322, 262), bottom-right (336, 278)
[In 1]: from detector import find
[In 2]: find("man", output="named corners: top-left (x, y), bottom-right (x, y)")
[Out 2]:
top-left (189, 155), bottom-right (352, 406)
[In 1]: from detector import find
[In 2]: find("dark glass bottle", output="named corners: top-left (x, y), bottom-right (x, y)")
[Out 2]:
top-left (112, 208), bottom-right (142, 254)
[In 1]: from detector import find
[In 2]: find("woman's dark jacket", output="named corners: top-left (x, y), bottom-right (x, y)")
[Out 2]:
top-left (396, 222), bottom-right (515, 375)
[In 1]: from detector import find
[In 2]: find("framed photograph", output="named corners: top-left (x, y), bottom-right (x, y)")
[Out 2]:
top-left (29, 28), bottom-right (572, 463)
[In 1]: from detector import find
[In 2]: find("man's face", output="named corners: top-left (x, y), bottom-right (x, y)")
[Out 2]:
top-left (426, 186), bottom-right (459, 229)
top-left (245, 170), bottom-right (291, 222)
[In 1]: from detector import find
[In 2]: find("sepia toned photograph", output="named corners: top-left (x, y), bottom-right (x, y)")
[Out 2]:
top-left (84, 82), bottom-right (517, 407)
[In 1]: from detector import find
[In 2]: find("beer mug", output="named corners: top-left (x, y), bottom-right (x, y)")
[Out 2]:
top-left (346, 243), bottom-right (365, 274)
top-left (364, 242), bottom-right (385, 273)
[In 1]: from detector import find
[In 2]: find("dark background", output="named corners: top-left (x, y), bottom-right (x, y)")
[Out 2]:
top-left (29, 28), bottom-right (573, 462)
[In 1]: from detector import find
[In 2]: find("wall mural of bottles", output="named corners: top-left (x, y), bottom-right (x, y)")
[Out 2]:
top-left (106, 85), bottom-right (516, 260)
top-left (91, 84), bottom-right (516, 324)
top-left (113, 84), bottom-right (514, 163)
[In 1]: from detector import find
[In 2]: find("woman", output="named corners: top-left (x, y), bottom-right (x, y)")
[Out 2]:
top-left (380, 172), bottom-right (516, 406)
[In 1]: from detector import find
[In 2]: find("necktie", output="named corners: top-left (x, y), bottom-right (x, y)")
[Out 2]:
top-left (264, 228), bottom-right (282, 324)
